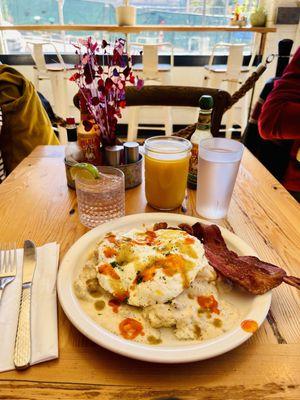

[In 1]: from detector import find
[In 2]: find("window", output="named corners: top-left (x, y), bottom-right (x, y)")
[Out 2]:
top-left (0, 0), bottom-right (258, 55)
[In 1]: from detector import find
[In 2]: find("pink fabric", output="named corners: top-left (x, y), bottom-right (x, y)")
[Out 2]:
top-left (259, 47), bottom-right (300, 192)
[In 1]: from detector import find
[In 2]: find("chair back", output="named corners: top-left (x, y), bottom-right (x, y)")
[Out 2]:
top-left (143, 45), bottom-right (159, 79)
top-left (27, 41), bottom-right (67, 72)
top-left (30, 43), bottom-right (48, 73)
top-left (226, 44), bottom-right (245, 81)
top-left (207, 42), bottom-right (256, 82)
top-left (125, 85), bottom-right (231, 137)
top-left (130, 42), bottom-right (174, 81)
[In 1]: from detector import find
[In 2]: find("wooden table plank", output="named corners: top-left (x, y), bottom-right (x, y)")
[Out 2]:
top-left (0, 145), bottom-right (299, 399)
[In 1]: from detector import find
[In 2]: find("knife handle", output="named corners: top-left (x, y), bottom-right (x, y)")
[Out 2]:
top-left (14, 284), bottom-right (32, 369)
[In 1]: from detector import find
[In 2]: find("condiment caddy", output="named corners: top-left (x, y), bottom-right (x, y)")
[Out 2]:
top-left (64, 120), bottom-right (142, 190)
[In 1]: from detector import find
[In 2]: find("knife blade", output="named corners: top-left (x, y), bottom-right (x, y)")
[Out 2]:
top-left (13, 240), bottom-right (37, 369)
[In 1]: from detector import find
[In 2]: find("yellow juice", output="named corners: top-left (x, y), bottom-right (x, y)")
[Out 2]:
top-left (145, 153), bottom-right (190, 210)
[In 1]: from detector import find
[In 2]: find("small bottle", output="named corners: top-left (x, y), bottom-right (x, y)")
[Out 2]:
top-left (188, 95), bottom-right (214, 189)
top-left (77, 91), bottom-right (102, 165)
top-left (65, 117), bottom-right (84, 164)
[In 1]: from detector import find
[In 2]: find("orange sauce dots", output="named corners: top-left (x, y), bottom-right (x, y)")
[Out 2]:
top-left (131, 230), bottom-right (157, 246)
top-left (140, 265), bottom-right (158, 282)
top-left (98, 263), bottom-right (120, 280)
top-left (103, 247), bottom-right (117, 258)
top-left (119, 318), bottom-right (144, 340)
top-left (108, 298), bottom-right (121, 313)
top-left (197, 295), bottom-right (220, 314)
top-left (106, 234), bottom-right (118, 245)
top-left (241, 319), bottom-right (258, 333)
top-left (138, 254), bottom-right (189, 287)
top-left (145, 230), bottom-right (157, 245)
top-left (113, 291), bottom-right (129, 302)
top-left (184, 237), bottom-right (195, 244)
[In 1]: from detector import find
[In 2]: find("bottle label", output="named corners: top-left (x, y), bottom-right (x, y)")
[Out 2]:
top-left (197, 123), bottom-right (210, 130)
top-left (197, 112), bottom-right (211, 127)
top-left (189, 142), bottom-right (198, 179)
top-left (78, 134), bottom-right (102, 165)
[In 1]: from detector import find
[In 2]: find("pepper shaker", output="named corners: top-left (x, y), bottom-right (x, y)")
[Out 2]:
top-left (105, 145), bottom-right (124, 166)
top-left (124, 142), bottom-right (139, 164)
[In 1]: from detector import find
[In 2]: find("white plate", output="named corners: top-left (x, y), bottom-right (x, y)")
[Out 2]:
top-left (57, 213), bottom-right (271, 363)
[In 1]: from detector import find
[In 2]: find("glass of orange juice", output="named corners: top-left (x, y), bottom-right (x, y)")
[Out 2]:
top-left (144, 136), bottom-right (192, 210)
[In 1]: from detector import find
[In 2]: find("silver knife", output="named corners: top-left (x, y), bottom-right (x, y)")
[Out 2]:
top-left (13, 240), bottom-right (37, 369)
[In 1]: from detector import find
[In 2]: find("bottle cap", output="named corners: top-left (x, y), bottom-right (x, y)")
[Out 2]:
top-left (124, 142), bottom-right (139, 164)
top-left (105, 145), bottom-right (124, 166)
top-left (66, 117), bottom-right (76, 125)
top-left (199, 95), bottom-right (214, 110)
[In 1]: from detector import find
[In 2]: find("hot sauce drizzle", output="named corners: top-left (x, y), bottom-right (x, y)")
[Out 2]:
top-left (197, 295), bottom-right (220, 314)
top-left (184, 237), bottom-right (195, 244)
top-left (108, 298), bottom-right (121, 313)
top-left (139, 254), bottom-right (190, 288)
top-left (106, 235), bottom-right (118, 245)
top-left (103, 247), bottom-right (117, 258)
top-left (241, 319), bottom-right (258, 333)
top-left (119, 318), bottom-right (144, 339)
top-left (113, 291), bottom-right (129, 302)
top-left (98, 263), bottom-right (120, 280)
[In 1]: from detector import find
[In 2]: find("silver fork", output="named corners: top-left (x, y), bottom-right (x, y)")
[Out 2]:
top-left (0, 244), bottom-right (17, 304)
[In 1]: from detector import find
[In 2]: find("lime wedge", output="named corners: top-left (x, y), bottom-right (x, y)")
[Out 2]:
top-left (70, 163), bottom-right (100, 180)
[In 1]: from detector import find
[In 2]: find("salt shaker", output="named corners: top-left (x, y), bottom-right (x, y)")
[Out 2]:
top-left (105, 145), bottom-right (124, 166)
top-left (124, 142), bottom-right (139, 164)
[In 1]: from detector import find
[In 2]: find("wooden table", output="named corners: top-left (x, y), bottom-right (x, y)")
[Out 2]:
top-left (0, 145), bottom-right (299, 399)
top-left (0, 25), bottom-right (276, 56)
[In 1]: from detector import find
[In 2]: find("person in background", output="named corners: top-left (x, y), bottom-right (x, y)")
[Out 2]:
top-left (258, 47), bottom-right (300, 200)
top-left (0, 64), bottom-right (59, 175)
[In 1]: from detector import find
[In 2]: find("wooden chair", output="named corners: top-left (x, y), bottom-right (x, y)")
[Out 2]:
top-left (26, 41), bottom-right (75, 128)
top-left (128, 42), bottom-right (175, 139)
top-left (74, 62), bottom-right (269, 142)
top-left (203, 43), bottom-right (256, 137)
top-left (125, 85), bottom-right (231, 138)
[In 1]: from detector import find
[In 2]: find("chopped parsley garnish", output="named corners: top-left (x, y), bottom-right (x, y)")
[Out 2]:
top-left (110, 261), bottom-right (118, 268)
top-left (136, 272), bottom-right (143, 284)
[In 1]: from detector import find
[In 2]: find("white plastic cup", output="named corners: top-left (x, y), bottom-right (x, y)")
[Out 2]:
top-left (196, 138), bottom-right (244, 219)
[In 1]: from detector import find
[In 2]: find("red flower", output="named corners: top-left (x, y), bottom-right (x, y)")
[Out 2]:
top-left (69, 72), bottom-right (80, 81)
top-left (129, 74), bottom-right (135, 84)
top-left (91, 97), bottom-right (100, 105)
top-left (122, 66), bottom-right (131, 77)
top-left (84, 64), bottom-right (95, 84)
top-left (136, 78), bottom-right (144, 90)
top-left (105, 78), bottom-right (114, 91)
top-left (70, 36), bottom-right (144, 146)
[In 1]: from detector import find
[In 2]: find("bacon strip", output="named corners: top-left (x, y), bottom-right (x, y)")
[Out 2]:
top-left (191, 222), bottom-right (300, 295)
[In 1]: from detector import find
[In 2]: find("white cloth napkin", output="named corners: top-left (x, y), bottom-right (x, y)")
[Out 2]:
top-left (0, 243), bottom-right (59, 372)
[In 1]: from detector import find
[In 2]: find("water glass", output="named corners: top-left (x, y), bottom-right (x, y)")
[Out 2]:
top-left (196, 138), bottom-right (244, 219)
top-left (75, 166), bottom-right (125, 228)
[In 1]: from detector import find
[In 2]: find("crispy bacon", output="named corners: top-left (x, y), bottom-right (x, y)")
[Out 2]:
top-left (178, 223), bottom-right (194, 236)
top-left (191, 222), bottom-right (300, 295)
top-left (153, 222), bottom-right (168, 231)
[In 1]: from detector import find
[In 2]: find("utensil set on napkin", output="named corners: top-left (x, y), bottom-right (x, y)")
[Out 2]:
top-left (0, 242), bottom-right (59, 372)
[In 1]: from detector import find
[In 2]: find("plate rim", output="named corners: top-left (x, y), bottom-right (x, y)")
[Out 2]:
top-left (57, 213), bottom-right (272, 363)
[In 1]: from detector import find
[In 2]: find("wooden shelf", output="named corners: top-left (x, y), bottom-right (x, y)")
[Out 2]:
top-left (0, 24), bottom-right (277, 33)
